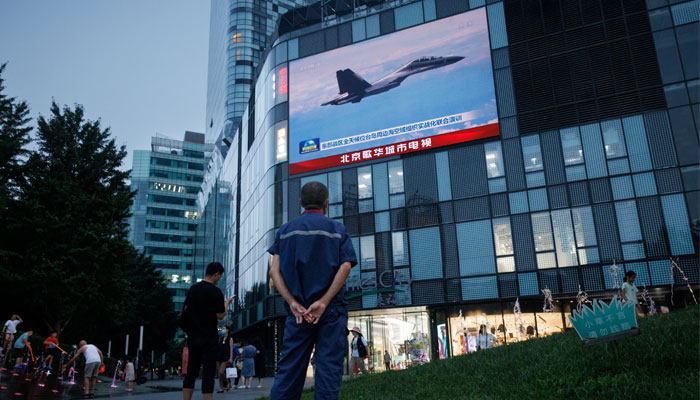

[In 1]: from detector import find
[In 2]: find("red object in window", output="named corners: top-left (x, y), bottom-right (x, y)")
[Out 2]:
top-left (279, 68), bottom-right (288, 95)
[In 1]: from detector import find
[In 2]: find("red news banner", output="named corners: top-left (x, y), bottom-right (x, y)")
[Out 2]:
top-left (290, 122), bottom-right (500, 175)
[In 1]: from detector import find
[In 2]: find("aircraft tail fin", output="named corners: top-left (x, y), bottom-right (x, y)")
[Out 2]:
top-left (336, 69), bottom-right (371, 94)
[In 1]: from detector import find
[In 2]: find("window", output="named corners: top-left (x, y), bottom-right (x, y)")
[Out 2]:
top-left (388, 161), bottom-right (404, 194)
top-left (531, 212), bottom-right (556, 269)
top-left (392, 231), bottom-right (409, 266)
top-left (550, 209), bottom-right (578, 267)
top-left (484, 142), bottom-right (505, 178)
top-left (357, 166), bottom-right (373, 199)
top-left (601, 119), bottom-right (627, 159)
top-left (492, 217), bottom-right (515, 273)
top-left (615, 200), bottom-right (645, 260)
top-left (409, 227), bottom-right (443, 280)
top-left (521, 135), bottom-right (543, 172)
top-left (456, 220), bottom-right (496, 276)
top-left (360, 235), bottom-right (376, 270)
top-left (388, 160), bottom-right (405, 208)
top-left (560, 127), bottom-right (584, 165)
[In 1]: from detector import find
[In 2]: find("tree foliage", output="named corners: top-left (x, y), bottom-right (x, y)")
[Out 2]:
top-left (0, 65), bottom-right (176, 352)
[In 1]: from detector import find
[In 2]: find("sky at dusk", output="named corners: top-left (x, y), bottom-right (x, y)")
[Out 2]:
top-left (0, 0), bottom-right (210, 171)
top-left (288, 8), bottom-right (498, 165)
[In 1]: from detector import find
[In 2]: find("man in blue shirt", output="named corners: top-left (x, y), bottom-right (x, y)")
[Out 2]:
top-left (268, 181), bottom-right (357, 400)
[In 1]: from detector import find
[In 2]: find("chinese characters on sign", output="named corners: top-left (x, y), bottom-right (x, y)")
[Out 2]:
top-left (340, 138), bottom-right (433, 164)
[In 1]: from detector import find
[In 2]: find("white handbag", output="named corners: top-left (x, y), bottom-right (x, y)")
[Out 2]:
top-left (226, 367), bottom-right (238, 379)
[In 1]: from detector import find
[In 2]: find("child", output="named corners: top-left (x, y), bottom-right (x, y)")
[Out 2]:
top-left (123, 359), bottom-right (135, 392)
top-left (621, 271), bottom-right (640, 314)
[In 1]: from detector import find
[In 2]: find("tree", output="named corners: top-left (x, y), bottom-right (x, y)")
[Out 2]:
top-left (0, 63), bottom-right (32, 257)
top-left (2, 102), bottom-right (176, 346)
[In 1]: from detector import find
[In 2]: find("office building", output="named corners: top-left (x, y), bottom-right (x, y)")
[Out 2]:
top-left (196, 0), bottom-right (699, 374)
top-left (128, 131), bottom-right (211, 312)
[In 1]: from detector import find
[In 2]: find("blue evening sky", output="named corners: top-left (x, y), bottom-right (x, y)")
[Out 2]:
top-left (289, 8), bottom-right (498, 165)
top-left (0, 1), bottom-right (210, 171)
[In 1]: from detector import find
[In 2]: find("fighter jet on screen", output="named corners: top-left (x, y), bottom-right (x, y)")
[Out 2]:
top-left (321, 55), bottom-right (464, 106)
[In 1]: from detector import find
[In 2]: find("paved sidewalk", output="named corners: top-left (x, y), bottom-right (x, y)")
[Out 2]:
top-left (128, 377), bottom-right (316, 400)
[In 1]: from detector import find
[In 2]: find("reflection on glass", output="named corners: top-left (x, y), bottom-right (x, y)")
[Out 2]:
top-left (392, 231), bottom-right (408, 266)
top-left (358, 166), bottom-right (373, 199)
top-left (601, 119), bottom-right (627, 159)
top-left (521, 135), bottom-right (543, 172)
top-left (551, 209), bottom-right (579, 267)
top-left (492, 217), bottom-right (514, 256)
top-left (388, 161), bottom-right (404, 195)
top-left (560, 127), bottom-right (584, 165)
top-left (484, 142), bottom-right (505, 178)
top-left (537, 252), bottom-right (557, 269)
top-left (497, 256), bottom-right (515, 273)
top-left (571, 206), bottom-right (597, 247)
top-left (360, 235), bottom-right (376, 269)
top-left (531, 212), bottom-right (554, 251)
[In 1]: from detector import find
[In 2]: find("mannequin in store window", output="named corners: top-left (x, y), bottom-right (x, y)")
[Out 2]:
top-left (476, 325), bottom-right (497, 350)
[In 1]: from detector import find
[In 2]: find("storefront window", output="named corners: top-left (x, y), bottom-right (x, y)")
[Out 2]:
top-left (348, 308), bottom-right (431, 373)
top-left (448, 304), bottom-right (504, 357)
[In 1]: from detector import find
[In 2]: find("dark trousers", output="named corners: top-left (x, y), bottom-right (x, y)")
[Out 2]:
top-left (385, 361), bottom-right (391, 371)
top-left (183, 337), bottom-right (217, 394)
top-left (270, 306), bottom-right (348, 400)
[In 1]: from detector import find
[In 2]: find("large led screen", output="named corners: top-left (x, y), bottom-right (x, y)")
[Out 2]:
top-left (288, 8), bottom-right (499, 175)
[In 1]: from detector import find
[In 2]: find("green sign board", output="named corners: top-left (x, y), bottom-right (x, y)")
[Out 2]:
top-left (568, 296), bottom-right (638, 340)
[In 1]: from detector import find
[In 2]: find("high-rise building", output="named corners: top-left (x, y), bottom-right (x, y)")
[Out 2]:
top-left (197, 0), bottom-right (699, 376)
top-left (128, 131), bottom-right (212, 312)
top-left (205, 0), bottom-right (309, 146)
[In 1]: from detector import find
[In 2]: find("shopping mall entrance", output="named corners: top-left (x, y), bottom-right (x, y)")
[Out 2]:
top-left (347, 307), bottom-right (432, 373)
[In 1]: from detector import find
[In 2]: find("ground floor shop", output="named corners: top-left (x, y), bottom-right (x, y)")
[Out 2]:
top-left (231, 287), bottom-right (695, 377)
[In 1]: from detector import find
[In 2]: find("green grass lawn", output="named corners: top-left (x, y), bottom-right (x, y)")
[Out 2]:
top-left (264, 306), bottom-right (699, 400)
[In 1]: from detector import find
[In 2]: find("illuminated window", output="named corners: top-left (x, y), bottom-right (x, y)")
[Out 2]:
top-left (276, 125), bottom-right (288, 162)
top-left (184, 211), bottom-right (200, 219)
top-left (232, 33), bottom-right (242, 43)
top-left (153, 182), bottom-right (186, 193)
top-left (357, 166), bottom-right (373, 199)
top-left (170, 274), bottom-right (179, 284)
top-left (484, 142), bottom-right (505, 178)
top-left (182, 276), bottom-right (191, 284)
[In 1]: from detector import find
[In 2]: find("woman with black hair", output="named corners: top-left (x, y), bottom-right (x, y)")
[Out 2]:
top-left (621, 270), bottom-right (640, 314)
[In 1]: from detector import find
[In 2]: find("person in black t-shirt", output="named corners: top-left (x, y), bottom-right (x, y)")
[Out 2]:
top-left (182, 262), bottom-right (234, 400)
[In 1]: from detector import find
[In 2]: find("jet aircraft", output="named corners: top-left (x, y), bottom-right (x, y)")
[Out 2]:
top-left (321, 55), bottom-right (464, 106)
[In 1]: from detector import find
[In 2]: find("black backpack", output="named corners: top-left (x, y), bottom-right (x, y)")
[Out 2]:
top-left (355, 336), bottom-right (368, 358)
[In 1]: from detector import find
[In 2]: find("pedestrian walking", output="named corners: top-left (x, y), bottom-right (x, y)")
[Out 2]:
top-left (216, 326), bottom-right (233, 393)
top-left (238, 340), bottom-right (257, 389)
top-left (254, 342), bottom-right (265, 388)
top-left (383, 350), bottom-right (392, 371)
top-left (180, 262), bottom-right (234, 400)
top-left (349, 327), bottom-right (368, 375)
top-left (123, 359), bottom-right (135, 391)
top-left (64, 340), bottom-right (104, 398)
top-left (268, 181), bottom-right (357, 400)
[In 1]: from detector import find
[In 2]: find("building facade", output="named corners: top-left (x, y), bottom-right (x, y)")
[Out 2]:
top-left (128, 132), bottom-right (211, 312)
top-left (205, 0), bottom-right (309, 146)
top-left (196, 0), bottom-right (699, 375)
